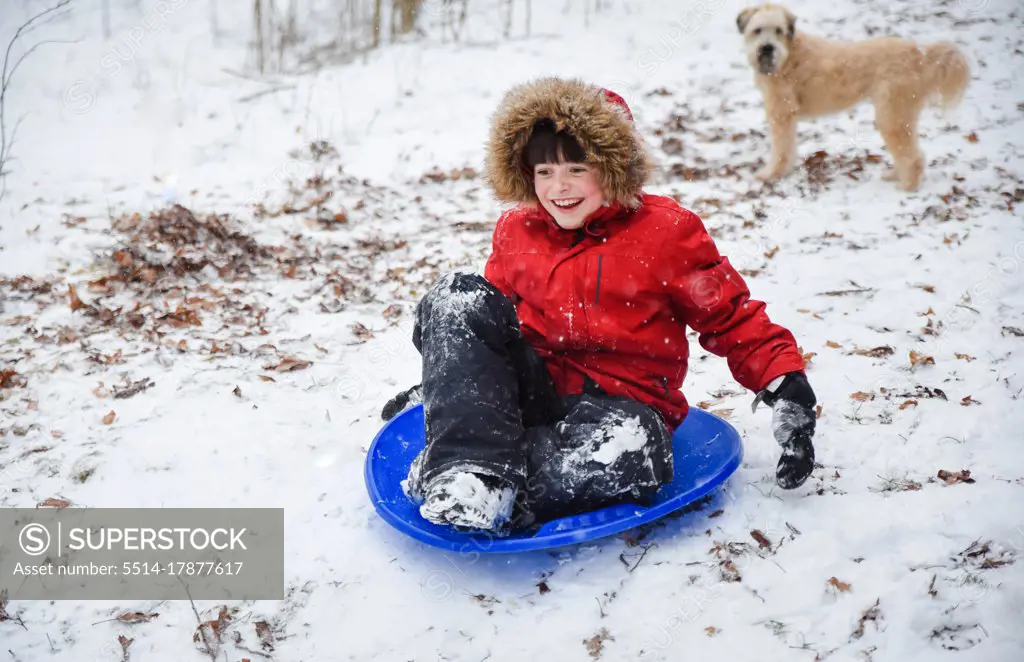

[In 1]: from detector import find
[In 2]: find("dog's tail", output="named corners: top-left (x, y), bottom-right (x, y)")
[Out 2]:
top-left (922, 42), bottom-right (970, 111)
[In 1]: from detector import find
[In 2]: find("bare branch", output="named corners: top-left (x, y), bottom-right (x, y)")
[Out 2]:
top-left (2, 37), bottom-right (79, 97)
top-left (0, 0), bottom-right (75, 203)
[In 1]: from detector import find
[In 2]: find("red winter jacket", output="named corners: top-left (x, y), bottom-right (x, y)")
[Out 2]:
top-left (484, 195), bottom-right (806, 429)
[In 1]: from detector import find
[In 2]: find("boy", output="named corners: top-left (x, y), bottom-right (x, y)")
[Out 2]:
top-left (382, 77), bottom-right (817, 532)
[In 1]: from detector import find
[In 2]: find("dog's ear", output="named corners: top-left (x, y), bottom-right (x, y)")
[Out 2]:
top-left (736, 7), bottom-right (757, 34)
top-left (784, 8), bottom-right (797, 39)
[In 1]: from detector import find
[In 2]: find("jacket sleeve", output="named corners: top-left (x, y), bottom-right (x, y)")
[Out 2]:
top-left (662, 209), bottom-right (806, 393)
top-left (483, 212), bottom-right (520, 304)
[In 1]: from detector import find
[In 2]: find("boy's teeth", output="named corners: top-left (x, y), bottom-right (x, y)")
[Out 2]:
top-left (554, 199), bottom-right (581, 208)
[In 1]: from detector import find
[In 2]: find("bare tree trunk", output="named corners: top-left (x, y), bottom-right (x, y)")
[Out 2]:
top-left (254, 0), bottom-right (265, 73)
top-left (278, 0), bottom-right (298, 70)
top-left (372, 0), bottom-right (382, 48)
top-left (457, 0), bottom-right (468, 40)
top-left (395, 0), bottom-right (421, 36)
top-left (503, 0), bottom-right (513, 38)
top-left (525, 0), bottom-right (531, 37)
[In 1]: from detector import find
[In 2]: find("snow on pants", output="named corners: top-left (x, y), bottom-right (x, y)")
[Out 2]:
top-left (412, 271), bottom-right (675, 528)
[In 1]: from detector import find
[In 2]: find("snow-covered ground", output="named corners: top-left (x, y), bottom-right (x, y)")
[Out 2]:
top-left (2, 0), bottom-right (1023, 660)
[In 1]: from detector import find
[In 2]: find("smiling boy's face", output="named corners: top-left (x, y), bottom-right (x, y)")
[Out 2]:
top-left (533, 162), bottom-right (605, 231)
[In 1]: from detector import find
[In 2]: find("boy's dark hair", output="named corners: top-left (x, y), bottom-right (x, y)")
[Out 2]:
top-left (522, 119), bottom-right (587, 170)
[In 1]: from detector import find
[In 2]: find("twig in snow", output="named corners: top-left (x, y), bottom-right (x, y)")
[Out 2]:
top-left (179, 577), bottom-right (218, 662)
top-left (619, 543), bottom-right (656, 572)
top-left (820, 286), bottom-right (876, 297)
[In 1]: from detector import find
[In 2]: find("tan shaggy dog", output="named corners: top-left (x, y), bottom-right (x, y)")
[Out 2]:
top-left (736, 3), bottom-right (970, 191)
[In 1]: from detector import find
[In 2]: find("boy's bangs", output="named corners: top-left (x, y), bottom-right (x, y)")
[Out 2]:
top-left (523, 121), bottom-right (587, 168)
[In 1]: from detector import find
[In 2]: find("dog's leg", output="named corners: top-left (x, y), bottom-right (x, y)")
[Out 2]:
top-left (876, 99), bottom-right (924, 192)
top-left (756, 110), bottom-right (797, 182)
top-left (756, 84), bottom-right (799, 182)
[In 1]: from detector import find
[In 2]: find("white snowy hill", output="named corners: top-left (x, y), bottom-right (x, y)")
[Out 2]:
top-left (1, 0), bottom-right (1022, 660)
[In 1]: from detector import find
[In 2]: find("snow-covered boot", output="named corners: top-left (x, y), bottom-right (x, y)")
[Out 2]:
top-left (419, 470), bottom-right (516, 532)
top-left (401, 449), bottom-right (427, 502)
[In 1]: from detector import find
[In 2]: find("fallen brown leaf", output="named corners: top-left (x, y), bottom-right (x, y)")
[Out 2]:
top-left (750, 529), bottom-right (772, 550)
top-left (258, 375), bottom-right (276, 382)
top-left (851, 598), bottom-right (882, 640)
top-left (37, 497), bottom-right (71, 509)
top-left (583, 628), bottom-right (614, 659)
top-left (965, 132), bottom-right (979, 143)
top-left (118, 611), bottom-right (160, 624)
top-left (0, 370), bottom-right (27, 389)
top-left (102, 410), bottom-right (117, 425)
top-left (827, 576), bottom-right (852, 593)
top-left (118, 635), bottom-right (133, 656)
top-left (193, 606), bottom-right (233, 646)
top-left (265, 357), bottom-right (312, 372)
top-left (113, 377), bottom-right (155, 400)
top-left (960, 395), bottom-right (980, 406)
top-left (954, 353), bottom-right (976, 362)
top-left (350, 322), bottom-right (375, 342)
top-left (232, 386), bottom-right (242, 398)
top-left (382, 303), bottom-right (403, 321)
top-left (937, 469), bottom-right (975, 485)
top-left (705, 626), bottom-right (720, 637)
top-left (255, 620), bottom-right (274, 650)
top-left (909, 350), bottom-right (935, 368)
top-left (815, 404), bottom-right (823, 419)
top-left (826, 340), bottom-right (842, 349)
top-left (720, 558), bottom-right (742, 582)
top-left (851, 345), bottom-right (894, 358)
top-left (68, 283), bottom-right (87, 312)
top-left (899, 399), bottom-right (918, 410)
top-left (850, 391), bottom-right (874, 402)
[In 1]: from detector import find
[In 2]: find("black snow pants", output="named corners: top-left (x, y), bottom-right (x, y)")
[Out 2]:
top-left (411, 271), bottom-right (675, 530)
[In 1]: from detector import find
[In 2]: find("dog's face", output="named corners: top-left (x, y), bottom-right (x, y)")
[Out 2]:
top-left (737, 4), bottom-right (797, 75)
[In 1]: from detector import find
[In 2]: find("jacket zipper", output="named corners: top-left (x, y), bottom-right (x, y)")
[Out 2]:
top-left (594, 255), bottom-right (603, 306)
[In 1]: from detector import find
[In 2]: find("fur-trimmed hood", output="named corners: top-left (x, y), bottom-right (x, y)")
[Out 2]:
top-left (484, 77), bottom-right (653, 209)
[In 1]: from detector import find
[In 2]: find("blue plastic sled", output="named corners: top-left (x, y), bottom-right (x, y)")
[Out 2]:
top-left (364, 404), bottom-right (743, 553)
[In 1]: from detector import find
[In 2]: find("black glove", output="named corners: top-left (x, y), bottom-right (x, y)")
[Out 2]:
top-left (752, 372), bottom-right (817, 489)
top-left (381, 383), bottom-right (423, 421)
